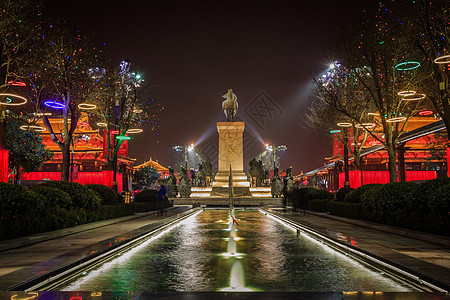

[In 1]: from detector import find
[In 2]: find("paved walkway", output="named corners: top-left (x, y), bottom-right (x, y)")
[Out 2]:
top-left (0, 206), bottom-right (191, 279)
top-left (271, 209), bottom-right (450, 290)
top-left (0, 206), bottom-right (449, 293)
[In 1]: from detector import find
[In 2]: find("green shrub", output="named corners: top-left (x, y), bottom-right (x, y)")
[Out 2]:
top-left (328, 201), bottom-right (362, 219)
top-left (290, 188), bottom-right (331, 210)
top-left (345, 184), bottom-right (382, 203)
top-left (363, 182), bottom-right (417, 225)
top-left (0, 204), bottom-right (136, 241)
top-left (409, 178), bottom-right (450, 213)
top-left (134, 189), bottom-right (158, 203)
top-left (0, 183), bottom-right (44, 220)
top-left (86, 184), bottom-right (118, 205)
top-left (307, 199), bottom-right (331, 212)
top-left (132, 202), bottom-right (154, 213)
top-left (33, 186), bottom-right (72, 209)
top-left (336, 187), bottom-right (354, 202)
top-left (38, 181), bottom-right (101, 210)
top-left (429, 183), bottom-right (450, 215)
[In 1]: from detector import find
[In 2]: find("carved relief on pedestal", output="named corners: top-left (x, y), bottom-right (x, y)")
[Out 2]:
top-left (223, 132), bottom-right (238, 156)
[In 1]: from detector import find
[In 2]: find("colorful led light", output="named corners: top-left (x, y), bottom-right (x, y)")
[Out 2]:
top-left (0, 93), bottom-right (27, 106)
top-left (43, 100), bottom-right (65, 109)
top-left (33, 112), bottom-right (52, 116)
top-left (126, 128), bottom-right (143, 134)
top-left (337, 122), bottom-right (352, 127)
top-left (402, 93), bottom-right (426, 101)
top-left (434, 55), bottom-right (450, 64)
top-left (355, 123), bottom-right (376, 129)
top-left (398, 90), bottom-right (416, 97)
top-left (115, 135), bottom-right (131, 140)
top-left (78, 103), bottom-right (97, 110)
top-left (110, 130), bottom-right (119, 134)
top-left (7, 81), bottom-right (26, 87)
top-left (19, 125), bottom-right (46, 132)
top-left (386, 116), bottom-right (407, 123)
top-left (394, 61), bottom-right (420, 71)
top-left (329, 129), bottom-right (341, 134)
top-left (418, 110), bottom-right (433, 116)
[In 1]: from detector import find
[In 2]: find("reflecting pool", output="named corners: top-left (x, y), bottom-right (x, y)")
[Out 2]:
top-left (58, 210), bottom-right (417, 291)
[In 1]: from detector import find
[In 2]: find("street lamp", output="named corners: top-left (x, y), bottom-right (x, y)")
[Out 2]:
top-left (265, 143), bottom-right (287, 170)
top-left (173, 144), bottom-right (195, 170)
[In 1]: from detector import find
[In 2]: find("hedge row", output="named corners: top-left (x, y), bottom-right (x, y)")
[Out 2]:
top-left (288, 179), bottom-right (450, 235)
top-left (0, 182), bottom-right (163, 241)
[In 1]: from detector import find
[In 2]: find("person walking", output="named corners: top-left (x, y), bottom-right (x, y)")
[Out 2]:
top-left (157, 184), bottom-right (167, 216)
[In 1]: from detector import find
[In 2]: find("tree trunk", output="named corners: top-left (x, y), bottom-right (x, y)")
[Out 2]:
top-left (386, 143), bottom-right (398, 183)
top-left (61, 141), bottom-right (71, 181)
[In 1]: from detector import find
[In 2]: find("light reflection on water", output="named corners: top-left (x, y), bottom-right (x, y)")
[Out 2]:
top-left (59, 210), bottom-right (416, 292)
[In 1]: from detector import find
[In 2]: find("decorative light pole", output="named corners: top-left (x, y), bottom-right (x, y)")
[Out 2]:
top-left (265, 144), bottom-right (287, 170)
top-left (336, 122), bottom-right (352, 188)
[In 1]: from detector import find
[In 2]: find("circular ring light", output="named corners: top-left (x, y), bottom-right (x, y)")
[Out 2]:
top-left (394, 61), bottom-right (420, 71)
top-left (386, 116), bottom-right (407, 123)
top-left (434, 55), bottom-right (450, 64)
top-left (355, 123), bottom-right (376, 129)
top-left (337, 122), bottom-right (352, 127)
top-left (116, 135), bottom-right (131, 140)
top-left (7, 81), bottom-right (27, 87)
top-left (0, 93), bottom-right (27, 106)
top-left (402, 93), bottom-right (426, 101)
top-left (126, 128), bottom-right (143, 134)
top-left (110, 130), bottom-right (119, 134)
top-left (96, 122), bottom-right (107, 127)
top-left (78, 103), bottom-right (97, 110)
top-left (418, 110), bottom-right (434, 116)
top-left (133, 109), bottom-right (143, 114)
top-left (398, 90), bottom-right (416, 97)
top-left (44, 100), bottom-right (65, 109)
top-left (368, 112), bottom-right (379, 116)
top-left (19, 125), bottom-right (46, 132)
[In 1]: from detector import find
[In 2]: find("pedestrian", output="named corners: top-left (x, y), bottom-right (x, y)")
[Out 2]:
top-left (157, 183), bottom-right (167, 216)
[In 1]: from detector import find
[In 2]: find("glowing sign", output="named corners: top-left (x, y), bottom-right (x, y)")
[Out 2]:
top-left (434, 55), bottom-right (450, 64)
top-left (43, 100), bottom-right (65, 109)
top-left (394, 61), bottom-right (420, 71)
top-left (386, 117), bottom-right (407, 123)
top-left (126, 128), bottom-right (143, 134)
top-left (0, 93), bottom-right (27, 106)
top-left (7, 81), bottom-right (26, 87)
top-left (337, 122), bottom-right (352, 127)
top-left (19, 125), bottom-right (46, 132)
top-left (398, 90), bottom-right (416, 97)
top-left (78, 103), bottom-right (96, 110)
top-left (418, 110), bottom-right (433, 116)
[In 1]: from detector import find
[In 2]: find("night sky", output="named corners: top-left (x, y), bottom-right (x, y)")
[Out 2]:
top-left (48, 0), bottom-right (364, 175)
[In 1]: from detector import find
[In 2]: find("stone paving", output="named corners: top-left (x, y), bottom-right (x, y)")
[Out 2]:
top-left (0, 205), bottom-right (449, 295)
top-left (272, 209), bottom-right (450, 290)
top-left (0, 206), bottom-right (191, 278)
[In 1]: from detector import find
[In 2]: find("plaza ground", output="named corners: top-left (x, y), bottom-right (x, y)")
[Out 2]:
top-left (0, 203), bottom-right (448, 297)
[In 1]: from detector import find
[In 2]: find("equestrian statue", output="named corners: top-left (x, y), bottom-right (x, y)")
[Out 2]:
top-left (222, 89), bottom-right (238, 122)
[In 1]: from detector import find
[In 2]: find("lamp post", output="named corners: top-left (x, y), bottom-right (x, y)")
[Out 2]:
top-left (173, 144), bottom-right (195, 170)
top-left (336, 123), bottom-right (352, 188)
top-left (265, 144), bottom-right (287, 171)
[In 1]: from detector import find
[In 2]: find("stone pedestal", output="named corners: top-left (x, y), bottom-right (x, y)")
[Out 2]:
top-left (212, 122), bottom-right (250, 195)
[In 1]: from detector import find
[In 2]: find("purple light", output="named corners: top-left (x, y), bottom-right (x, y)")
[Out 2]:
top-left (44, 100), bottom-right (65, 109)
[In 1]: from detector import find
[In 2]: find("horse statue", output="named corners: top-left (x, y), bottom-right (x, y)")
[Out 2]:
top-left (222, 89), bottom-right (238, 122)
